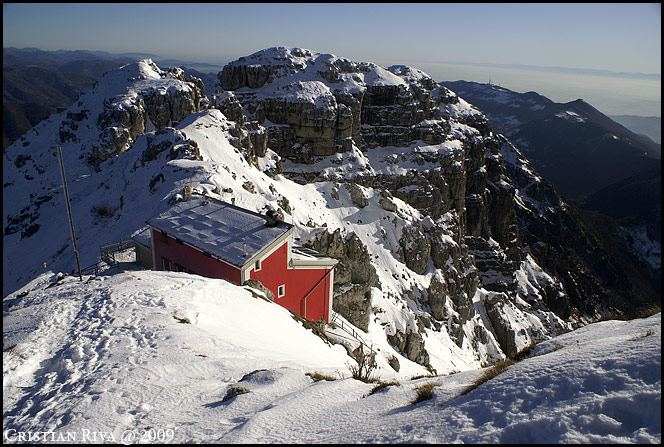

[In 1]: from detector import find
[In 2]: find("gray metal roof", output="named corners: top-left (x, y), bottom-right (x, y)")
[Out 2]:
top-left (131, 226), bottom-right (152, 248)
top-left (147, 194), bottom-right (293, 269)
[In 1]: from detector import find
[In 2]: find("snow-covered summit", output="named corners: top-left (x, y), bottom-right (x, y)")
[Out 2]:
top-left (3, 54), bottom-right (526, 376)
top-left (219, 46), bottom-right (435, 103)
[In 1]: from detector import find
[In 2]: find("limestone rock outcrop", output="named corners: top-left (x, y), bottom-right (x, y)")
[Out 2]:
top-left (86, 60), bottom-right (207, 169)
top-left (218, 48), bottom-right (461, 164)
top-left (306, 228), bottom-right (380, 332)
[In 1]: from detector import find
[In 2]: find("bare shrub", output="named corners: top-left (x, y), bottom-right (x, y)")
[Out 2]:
top-left (91, 201), bottom-right (117, 218)
top-left (347, 345), bottom-right (380, 383)
top-left (221, 386), bottom-right (251, 402)
top-left (172, 315), bottom-right (191, 324)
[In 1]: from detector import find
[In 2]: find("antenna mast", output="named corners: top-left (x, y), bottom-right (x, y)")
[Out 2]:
top-left (57, 146), bottom-right (82, 281)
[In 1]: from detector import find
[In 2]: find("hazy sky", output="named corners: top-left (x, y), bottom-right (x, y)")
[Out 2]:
top-left (3, 3), bottom-right (661, 116)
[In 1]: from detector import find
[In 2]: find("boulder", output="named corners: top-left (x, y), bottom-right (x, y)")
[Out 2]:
top-left (243, 279), bottom-right (275, 301)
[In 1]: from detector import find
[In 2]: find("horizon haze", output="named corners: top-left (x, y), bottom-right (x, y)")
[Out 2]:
top-left (3, 2), bottom-right (661, 116)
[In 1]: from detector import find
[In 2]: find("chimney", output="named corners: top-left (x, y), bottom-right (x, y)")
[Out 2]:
top-left (264, 209), bottom-right (279, 227)
top-left (183, 185), bottom-right (192, 201)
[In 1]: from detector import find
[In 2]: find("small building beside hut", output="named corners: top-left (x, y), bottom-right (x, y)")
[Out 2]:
top-left (132, 227), bottom-right (154, 270)
top-left (142, 191), bottom-right (337, 323)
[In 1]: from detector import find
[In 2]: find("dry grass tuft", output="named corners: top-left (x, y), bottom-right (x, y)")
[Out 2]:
top-left (3, 345), bottom-right (27, 360)
top-left (366, 380), bottom-right (400, 397)
top-left (411, 381), bottom-right (438, 404)
top-left (629, 328), bottom-right (656, 341)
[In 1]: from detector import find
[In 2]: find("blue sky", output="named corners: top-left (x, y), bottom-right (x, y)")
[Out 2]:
top-left (3, 3), bottom-right (661, 116)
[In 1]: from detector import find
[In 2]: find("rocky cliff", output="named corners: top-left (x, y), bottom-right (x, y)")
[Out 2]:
top-left (216, 47), bottom-right (660, 360)
top-left (215, 47), bottom-right (594, 362)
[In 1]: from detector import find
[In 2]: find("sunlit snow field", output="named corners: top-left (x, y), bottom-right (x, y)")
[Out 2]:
top-left (3, 270), bottom-right (660, 444)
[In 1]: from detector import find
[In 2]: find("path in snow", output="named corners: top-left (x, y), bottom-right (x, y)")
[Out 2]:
top-left (3, 271), bottom-right (661, 444)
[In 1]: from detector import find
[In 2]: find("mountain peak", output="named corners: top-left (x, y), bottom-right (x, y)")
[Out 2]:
top-left (221, 46), bottom-right (435, 94)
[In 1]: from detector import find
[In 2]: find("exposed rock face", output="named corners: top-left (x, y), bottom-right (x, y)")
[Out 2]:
top-left (398, 223), bottom-right (431, 275)
top-left (386, 327), bottom-right (431, 369)
top-left (212, 91), bottom-right (269, 163)
top-left (218, 48), bottom-right (461, 164)
top-left (136, 127), bottom-right (201, 169)
top-left (344, 183), bottom-right (368, 208)
top-left (87, 61), bottom-right (208, 169)
top-left (243, 279), bottom-right (275, 301)
top-left (306, 228), bottom-right (380, 332)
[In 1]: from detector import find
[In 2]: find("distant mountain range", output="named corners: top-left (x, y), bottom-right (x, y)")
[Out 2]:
top-left (609, 115), bottom-right (661, 144)
top-left (3, 48), bottom-right (133, 148)
top-left (441, 80), bottom-right (662, 253)
top-left (3, 47), bottom-right (225, 73)
top-left (441, 80), bottom-right (660, 199)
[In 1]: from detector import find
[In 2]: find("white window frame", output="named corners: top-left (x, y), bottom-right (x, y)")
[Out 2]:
top-left (277, 284), bottom-right (285, 298)
top-left (254, 259), bottom-right (261, 272)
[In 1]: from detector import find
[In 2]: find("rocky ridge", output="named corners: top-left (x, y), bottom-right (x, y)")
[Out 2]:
top-left (4, 49), bottom-right (657, 375)
top-left (218, 47), bottom-right (659, 357)
top-left (216, 47), bottom-right (589, 361)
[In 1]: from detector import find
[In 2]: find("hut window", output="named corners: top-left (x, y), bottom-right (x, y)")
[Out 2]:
top-left (161, 231), bottom-right (168, 243)
top-left (255, 259), bottom-right (261, 272)
top-left (162, 257), bottom-right (171, 271)
top-left (277, 284), bottom-right (285, 298)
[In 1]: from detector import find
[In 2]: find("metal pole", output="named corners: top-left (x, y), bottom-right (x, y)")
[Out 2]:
top-left (57, 146), bottom-right (82, 281)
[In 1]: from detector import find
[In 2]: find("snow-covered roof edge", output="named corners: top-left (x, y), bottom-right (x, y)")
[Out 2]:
top-left (291, 246), bottom-right (338, 268)
top-left (145, 193), bottom-right (298, 270)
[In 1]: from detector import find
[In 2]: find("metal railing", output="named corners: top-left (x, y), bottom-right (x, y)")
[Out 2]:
top-left (80, 261), bottom-right (108, 276)
top-left (330, 312), bottom-right (375, 355)
top-left (100, 239), bottom-right (134, 265)
top-left (80, 239), bottom-right (135, 277)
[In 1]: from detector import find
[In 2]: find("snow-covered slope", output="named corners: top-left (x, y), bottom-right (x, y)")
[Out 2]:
top-left (3, 59), bottom-right (206, 293)
top-left (3, 56), bottom-right (511, 374)
top-left (4, 50), bottom-right (656, 393)
top-left (3, 272), bottom-right (660, 443)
